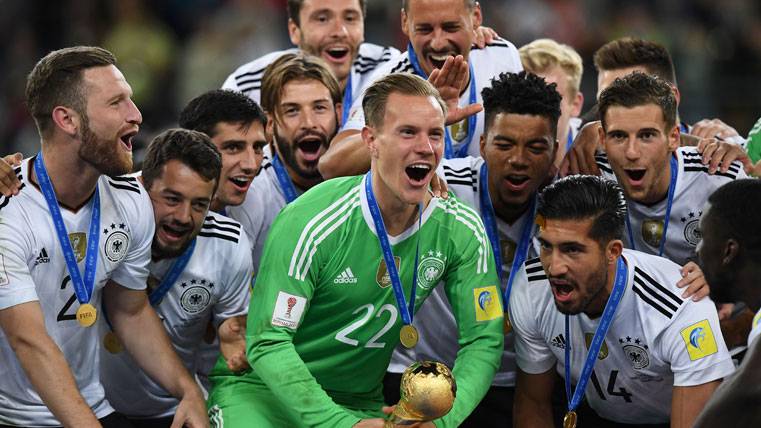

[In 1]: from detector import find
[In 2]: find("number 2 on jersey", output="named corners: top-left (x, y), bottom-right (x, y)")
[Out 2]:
top-left (335, 303), bottom-right (398, 348)
top-left (57, 275), bottom-right (78, 322)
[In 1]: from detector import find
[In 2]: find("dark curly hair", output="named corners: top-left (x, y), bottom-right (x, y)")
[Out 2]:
top-left (481, 71), bottom-right (562, 138)
top-left (179, 89), bottom-right (266, 138)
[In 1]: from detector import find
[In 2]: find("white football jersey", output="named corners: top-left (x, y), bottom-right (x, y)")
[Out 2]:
top-left (596, 146), bottom-right (747, 265)
top-left (390, 156), bottom-right (539, 387)
top-left (226, 145), bottom-right (304, 275)
top-left (342, 39), bottom-right (523, 158)
top-left (0, 158), bottom-right (154, 426)
top-left (510, 249), bottom-right (735, 424)
top-left (100, 211), bottom-right (251, 418)
top-left (748, 308), bottom-right (761, 345)
top-left (222, 43), bottom-right (399, 105)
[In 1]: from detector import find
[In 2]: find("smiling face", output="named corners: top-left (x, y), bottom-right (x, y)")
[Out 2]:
top-left (209, 121), bottom-right (266, 208)
top-left (600, 103), bottom-right (679, 205)
top-left (401, 0), bottom-right (481, 76)
top-left (480, 113), bottom-right (555, 219)
top-left (268, 78), bottom-right (340, 182)
top-left (364, 92), bottom-right (445, 206)
top-left (289, 0), bottom-right (364, 86)
top-left (148, 159), bottom-right (216, 260)
top-left (538, 217), bottom-right (617, 315)
top-left (78, 65), bottom-right (142, 176)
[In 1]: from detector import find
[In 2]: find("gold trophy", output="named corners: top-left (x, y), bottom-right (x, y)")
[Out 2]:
top-left (385, 361), bottom-right (456, 427)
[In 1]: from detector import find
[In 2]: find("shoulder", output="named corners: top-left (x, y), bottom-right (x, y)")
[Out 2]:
top-left (100, 174), bottom-right (152, 219)
top-left (199, 212), bottom-right (243, 245)
top-left (354, 43), bottom-right (400, 75)
top-left (678, 147), bottom-right (744, 182)
top-left (470, 37), bottom-right (522, 73)
top-left (277, 176), bottom-right (364, 225)
top-left (626, 250), bottom-right (686, 321)
top-left (223, 49), bottom-right (296, 95)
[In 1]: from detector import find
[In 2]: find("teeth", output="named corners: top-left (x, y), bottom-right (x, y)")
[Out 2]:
top-left (230, 177), bottom-right (249, 186)
top-left (410, 164), bottom-right (430, 170)
top-left (430, 54), bottom-right (449, 61)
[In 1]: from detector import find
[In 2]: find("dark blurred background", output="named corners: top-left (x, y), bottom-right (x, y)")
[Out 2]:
top-left (2, 0), bottom-right (760, 157)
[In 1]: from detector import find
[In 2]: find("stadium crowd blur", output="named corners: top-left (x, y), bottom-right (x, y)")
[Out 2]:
top-left (2, 0), bottom-right (761, 157)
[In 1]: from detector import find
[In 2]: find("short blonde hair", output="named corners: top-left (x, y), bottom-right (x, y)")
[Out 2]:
top-left (362, 73), bottom-right (446, 129)
top-left (519, 39), bottom-right (583, 98)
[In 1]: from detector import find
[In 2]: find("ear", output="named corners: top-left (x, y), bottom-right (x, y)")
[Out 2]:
top-left (606, 239), bottom-right (624, 265)
top-left (667, 123), bottom-right (680, 152)
top-left (401, 9), bottom-right (410, 38)
top-left (362, 126), bottom-right (378, 157)
top-left (335, 102), bottom-right (344, 127)
top-left (471, 2), bottom-right (483, 28)
top-left (288, 18), bottom-right (302, 46)
top-left (479, 134), bottom-right (486, 158)
top-left (265, 113), bottom-right (276, 140)
top-left (51, 106), bottom-right (80, 137)
top-left (571, 91), bottom-right (584, 117)
top-left (722, 239), bottom-right (740, 266)
top-left (672, 85), bottom-right (681, 107)
top-left (597, 122), bottom-right (607, 149)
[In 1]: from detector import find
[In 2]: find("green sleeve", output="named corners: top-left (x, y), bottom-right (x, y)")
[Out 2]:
top-left (746, 117), bottom-right (761, 164)
top-left (246, 212), bottom-right (361, 428)
top-left (436, 216), bottom-right (504, 427)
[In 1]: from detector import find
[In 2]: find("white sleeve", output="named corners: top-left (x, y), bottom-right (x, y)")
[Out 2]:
top-left (222, 72), bottom-right (240, 91)
top-left (110, 192), bottom-right (154, 290)
top-left (508, 264), bottom-right (556, 374)
top-left (340, 96), bottom-right (366, 132)
top-left (212, 232), bottom-right (253, 327)
top-left (658, 298), bottom-right (735, 386)
top-left (748, 308), bottom-right (761, 345)
top-left (0, 213), bottom-right (37, 310)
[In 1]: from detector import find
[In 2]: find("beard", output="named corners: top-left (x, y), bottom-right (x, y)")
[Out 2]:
top-left (553, 257), bottom-right (610, 316)
top-left (274, 121), bottom-right (337, 180)
top-left (78, 115), bottom-right (133, 177)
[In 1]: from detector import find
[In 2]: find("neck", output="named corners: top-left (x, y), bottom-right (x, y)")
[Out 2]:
top-left (490, 183), bottom-right (532, 225)
top-left (583, 258), bottom-right (619, 319)
top-left (339, 75), bottom-right (349, 93)
top-left (209, 197), bottom-right (225, 213)
top-left (34, 140), bottom-right (100, 209)
top-left (287, 164), bottom-right (322, 190)
top-left (371, 170), bottom-right (429, 236)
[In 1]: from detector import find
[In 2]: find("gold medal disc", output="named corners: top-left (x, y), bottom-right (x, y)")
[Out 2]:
top-left (563, 410), bottom-right (577, 428)
top-left (503, 313), bottom-right (512, 334)
top-left (76, 303), bottom-right (98, 327)
top-left (103, 331), bottom-right (123, 354)
top-left (399, 325), bottom-right (419, 348)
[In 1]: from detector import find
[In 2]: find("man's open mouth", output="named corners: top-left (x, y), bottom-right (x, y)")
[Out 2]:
top-left (405, 163), bottom-right (432, 184)
top-left (625, 169), bottom-right (646, 182)
top-left (325, 46), bottom-right (350, 61)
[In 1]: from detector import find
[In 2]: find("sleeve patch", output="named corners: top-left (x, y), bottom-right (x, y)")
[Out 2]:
top-left (474, 286), bottom-right (502, 322)
top-left (680, 319), bottom-right (718, 361)
top-left (0, 254), bottom-right (8, 286)
top-left (271, 291), bottom-right (307, 329)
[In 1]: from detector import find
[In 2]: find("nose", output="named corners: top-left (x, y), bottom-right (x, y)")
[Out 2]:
top-left (174, 202), bottom-right (193, 225)
top-left (545, 251), bottom-right (569, 277)
top-left (330, 17), bottom-right (350, 38)
top-left (126, 98), bottom-right (142, 125)
top-left (240, 146), bottom-right (260, 174)
top-left (624, 139), bottom-right (640, 161)
top-left (429, 28), bottom-right (449, 52)
top-left (508, 146), bottom-right (529, 170)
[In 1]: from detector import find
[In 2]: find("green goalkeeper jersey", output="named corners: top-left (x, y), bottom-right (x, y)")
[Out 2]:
top-left (219, 175), bottom-right (503, 427)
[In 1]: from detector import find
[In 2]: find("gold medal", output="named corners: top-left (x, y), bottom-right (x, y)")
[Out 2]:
top-left (563, 410), bottom-right (577, 428)
top-left (503, 314), bottom-right (512, 334)
top-left (400, 325), bottom-right (419, 348)
top-left (103, 331), bottom-right (123, 354)
top-left (76, 303), bottom-right (97, 327)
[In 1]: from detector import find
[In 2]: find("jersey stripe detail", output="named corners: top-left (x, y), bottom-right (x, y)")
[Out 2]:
top-left (107, 181), bottom-right (141, 194)
top-left (634, 267), bottom-right (682, 306)
top-left (526, 264), bottom-right (545, 275)
top-left (527, 274), bottom-right (548, 282)
top-left (682, 166), bottom-right (738, 179)
top-left (198, 231), bottom-right (239, 243)
top-left (442, 166), bottom-right (472, 178)
top-left (205, 216), bottom-right (242, 229)
top-left (299, 199), bottom-right (361, 280)
top-left (0, 168), bottom-right (23, 211)
top-left (390, 59), bottom-right (412, 74)
top-left (631, 267), bottom-right (682, 318)
top-left (440, 199), bottom-right (490, 274)
top-left (289, 187), bottom-right (362, 280)
top-left (202, 222), bottom-right (241, 236)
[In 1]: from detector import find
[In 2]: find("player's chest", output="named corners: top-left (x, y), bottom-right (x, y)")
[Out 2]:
top-left (628, 203), bottom-right (703, 258)
top-left (147, 259), bottom-right (227, 325)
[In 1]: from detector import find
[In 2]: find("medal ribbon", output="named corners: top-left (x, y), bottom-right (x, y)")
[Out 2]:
top-left (35, 152), bottom-right (100, 306)
top-left (565, 130), bottom-right (574, 153)
top-left (407, 42), bottom-right (477, 159)
top-left (365, 172), bottom-right (421, 327)
top-left (478, 163), bottom-right (536, 311)
top-left (272, 152), bottom-right (298, 204)
top-left (148, 239), bottom-right (197, 306)
top-left (564, 257), bottom-right (628, 414)
top-left (341, 73), bottom-right (353, 127)
top-left (625, 155), bottom-right (677, 256)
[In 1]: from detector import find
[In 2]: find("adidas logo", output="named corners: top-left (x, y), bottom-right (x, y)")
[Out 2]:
top-left (551, 333), bottom-right (566, 349)
top-left (334, 268), bottom-right (358, 284)
top-left (34, 248), bottom-right (50, 266)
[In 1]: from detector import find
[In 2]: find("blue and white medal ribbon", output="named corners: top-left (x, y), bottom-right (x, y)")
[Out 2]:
top-left (341, 73), bottom-right (353, 126)
top-left (148, 239), bottom-right (197, 306)
top-left (625, 155), bottom-right (677, 256)
top-left (35, 152), bottom-right (101, 327)
top-left (365, 172), bottom-right (422, 348)
top-left (272, 152), bottom-right (298, 204)
top-left (407, 43), bottom-right (477, 159)
top-left (563, 257), bottom-right (628, 428)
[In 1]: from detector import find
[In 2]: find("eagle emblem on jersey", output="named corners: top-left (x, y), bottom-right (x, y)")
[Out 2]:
top-left (68, 232), bottom-right (87, 262)
top-left (619, 336), bottom-right (650, 369)
top-left (103, 223), bottom-right (130, 263)
top-left (180, 279), bottom-right (212, 314)
top-left (680, 211), bottom-right (702, 246)
top-left (417, 250), bottom-right (446, 290)
top-left (376, 256), bottom-right (401, 289)
top-left (641, 219), bottom-right (664, 249)
top-left (584, 333), bottom-right (609, 360)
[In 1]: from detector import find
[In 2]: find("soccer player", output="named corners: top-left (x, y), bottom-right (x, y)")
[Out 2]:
top-left (510, 175), bottom-right (734, 428)
top-left (595, 72), bottom-right (747, 267)
top-left (224, 53), bottom-right (342, 274)
top-left (178, 89), bottom-right (268, 215)
top-left (99, 129), bottom-right (253, 427)
top-left (207, 73), bottom-right (504, 427)
top-left (519, 38), bottom-right (584, 170)
top-left (223, 0), bottom-right (399, 125)
top-left (320, 0), bottom-right (523, 177)
top-left (693, 179), bottom-right (761, 426)
top-left (0, 47), bottom-right (206, 427)
top-left (387, 71), bottom-right (559, 425)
